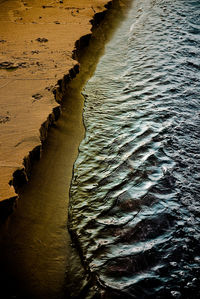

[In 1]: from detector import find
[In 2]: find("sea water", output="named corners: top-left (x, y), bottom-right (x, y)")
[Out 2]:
top-left (69, 0), bottom-right (200, 297)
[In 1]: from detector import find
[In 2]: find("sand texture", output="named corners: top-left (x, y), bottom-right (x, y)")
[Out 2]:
top-left (0, 0), bottom-right (109, 203)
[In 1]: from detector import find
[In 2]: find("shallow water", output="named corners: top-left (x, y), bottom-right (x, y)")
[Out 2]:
top-left (69, 0), bottom-right (200, 298)
top-left (0, 2), bottom-right (131, 298)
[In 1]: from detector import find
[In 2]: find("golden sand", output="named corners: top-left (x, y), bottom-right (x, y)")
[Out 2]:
top-left (0, 0), bottom-right (109, 202)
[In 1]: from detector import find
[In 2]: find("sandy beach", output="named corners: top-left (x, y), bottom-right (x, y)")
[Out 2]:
top-left (0, 0), bottom-right (199, 298)
top-left (0, 0), bottom-right (109, 205)
top-left (0, 1), bottom-right (128, 298)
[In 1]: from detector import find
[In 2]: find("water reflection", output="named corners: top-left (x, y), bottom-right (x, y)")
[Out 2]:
top-left (0, 1), bottom-right (132, 298)
top-left (69, 0), bottom-right (200, 298)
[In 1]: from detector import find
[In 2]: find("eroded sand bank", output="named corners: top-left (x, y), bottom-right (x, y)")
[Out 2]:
top-left (0, 1), bottom-right (132, 298)
top-left (0, 0), bottom-right (109, 204)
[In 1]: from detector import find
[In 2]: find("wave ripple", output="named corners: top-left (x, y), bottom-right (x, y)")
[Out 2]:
top-left (69, 0), bottom-right (200, 298)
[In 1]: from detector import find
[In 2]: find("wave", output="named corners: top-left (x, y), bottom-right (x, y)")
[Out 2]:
top-left (69, 0), bottom-right (200, 297)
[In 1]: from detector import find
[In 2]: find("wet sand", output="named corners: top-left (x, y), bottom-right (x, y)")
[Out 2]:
top-left (0, 0), bottom-right (109, 203)
top-left (0, 1), bottom-right (131, 298)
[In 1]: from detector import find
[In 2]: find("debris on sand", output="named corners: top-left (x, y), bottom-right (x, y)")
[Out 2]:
top-left (32, 93), bottom-right (43, 101)
top-left (0, 115), bottom-right (10, 124)
top-left (17, 62), bottom-right (27, 68)
top-left (42, 5), bottom-right (53, 9)
top-left (0, 61), bottom-right (27, 69)
top-left (31, 50), bottom-right (39, 54)
top-left (0, 61), bottom-right (18, 69)
top-left (36, 37), bottom-right (48, 43)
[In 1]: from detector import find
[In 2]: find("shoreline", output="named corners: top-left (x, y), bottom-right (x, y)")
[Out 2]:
top-left (0, 1), bottom-right (132, 298)
top-left (0, 0), bottom-right (111, 217)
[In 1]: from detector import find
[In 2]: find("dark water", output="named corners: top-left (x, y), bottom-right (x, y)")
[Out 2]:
top-left (69, 0), bottom-right (200, 298)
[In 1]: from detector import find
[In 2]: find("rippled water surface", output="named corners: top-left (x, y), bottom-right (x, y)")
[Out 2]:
top-left (69, 0), bottom-right (200, 298)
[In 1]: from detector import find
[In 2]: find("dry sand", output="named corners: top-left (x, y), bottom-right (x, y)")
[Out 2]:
top-left (0, 0), bottom-right (109, 203)
top-left (0, 1), bottom-right (131, 297)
